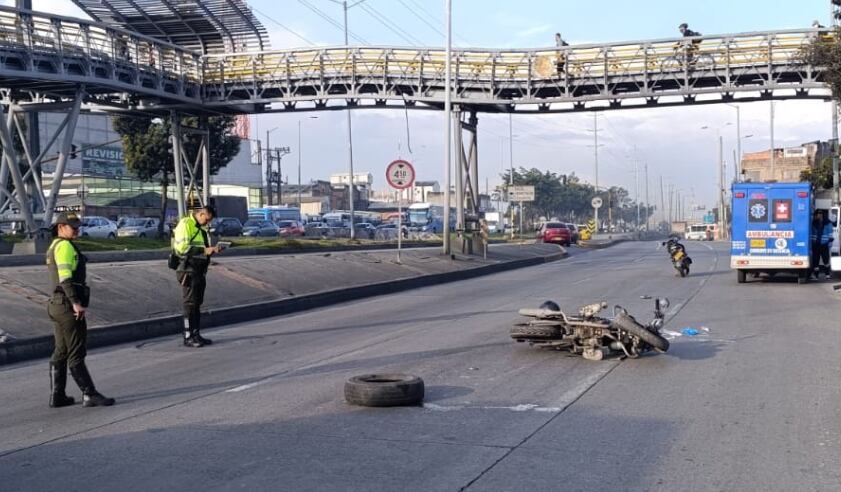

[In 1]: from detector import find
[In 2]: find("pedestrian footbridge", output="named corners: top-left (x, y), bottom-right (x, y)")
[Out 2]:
top-left (0, 6), bottom-right (829, 114)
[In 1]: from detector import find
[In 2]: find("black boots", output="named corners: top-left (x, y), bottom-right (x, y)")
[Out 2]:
top-left (49, 362), bottom-right (75, 408)
top-left (182, 313), bottom-right (211, 347)
top-left (69, 363), bottom-right (115, 407)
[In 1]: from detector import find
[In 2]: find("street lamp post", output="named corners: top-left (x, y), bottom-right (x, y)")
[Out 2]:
top-left (509, 114), bottom-right (514, 240)
top-left (725, 103), bottom-right (742, 180)
top-left (327, 0), bottom-right (369, 239)
top-left (702, 125), bottom-right (729, 239)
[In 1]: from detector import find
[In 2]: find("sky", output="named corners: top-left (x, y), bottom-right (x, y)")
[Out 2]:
top-left (12, 0), bottom-right (840, 213)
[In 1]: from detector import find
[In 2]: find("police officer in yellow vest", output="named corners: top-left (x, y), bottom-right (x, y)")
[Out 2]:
top-left (46, 212), bottom-right (115, 408)
top-left (172, 205), bottom-right (221, 347)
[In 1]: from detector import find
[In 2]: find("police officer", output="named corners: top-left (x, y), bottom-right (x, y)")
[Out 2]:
top-left (172, 205), bottom-right (221, 347)
top-left (47, 212), bottom-right (115, 408)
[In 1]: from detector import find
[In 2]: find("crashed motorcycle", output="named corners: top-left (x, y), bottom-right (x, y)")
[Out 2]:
top-left (510, 298), bottom-right (671, 361)
top-left (662, 236), bottom-right (692, 277)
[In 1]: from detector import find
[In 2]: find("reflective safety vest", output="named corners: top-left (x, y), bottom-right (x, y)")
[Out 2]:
top-left (46, 238), bottom-right (86, 302)
top-left (172, 214), bottom-right (208, 258)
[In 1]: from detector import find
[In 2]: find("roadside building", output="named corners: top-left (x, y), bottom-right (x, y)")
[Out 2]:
top-left (39, 112), bottom-right (262, 220)
top-left (741, 140), bottom-right (833, 182)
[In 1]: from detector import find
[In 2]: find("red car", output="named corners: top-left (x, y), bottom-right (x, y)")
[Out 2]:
top-left (537, 222), bottom-right (572, 246)
top-left (277, 220), bottom-right (305, 237)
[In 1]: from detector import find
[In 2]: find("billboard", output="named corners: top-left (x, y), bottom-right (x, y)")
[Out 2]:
top-left (81, 146), bottom-right (126, 177)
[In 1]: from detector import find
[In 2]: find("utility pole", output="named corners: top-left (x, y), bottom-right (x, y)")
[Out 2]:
top-left (588, 113), bottom-right (603, 229)
top-left (255, 139), bottom-right (264, 205)
top-left (645, 163), bottom-right (650, 230)
top-left (276, 148), bottom-right (283, 205)
top-left (660, 175), bottom-right (666, 230)
top-left (443, 0), bottom-right (452, 254)
top-left (634, 157), bottom-right (640, 230)
top-left (719, 135), bottom-right (725, 240)
top-left (509, 113), bottom-right (514, 240)
top-left (770, 101), bottom-right (776, 181)
top-left (833, 101), bottom-right (839, 205)
top-left (266, 129), bottom-right (275, 206)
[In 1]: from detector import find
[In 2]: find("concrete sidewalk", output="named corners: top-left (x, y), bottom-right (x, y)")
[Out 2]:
top-left (0, 243), bottom-right (564, 364)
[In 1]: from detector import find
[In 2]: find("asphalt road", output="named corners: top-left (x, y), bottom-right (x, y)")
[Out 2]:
top-left (2, 241), bottom-right (839, 491)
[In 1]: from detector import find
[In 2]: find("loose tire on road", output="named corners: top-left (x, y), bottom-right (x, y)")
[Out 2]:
top-left (510, 323), bottom-right (563, 339)
top-left (612, 311), bottom-right (669, 352)
top-left (344, 374), bottom-right (424, 407)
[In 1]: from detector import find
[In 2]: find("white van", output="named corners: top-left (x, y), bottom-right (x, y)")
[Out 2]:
top-left (685, 224), bottom-right (710, 241)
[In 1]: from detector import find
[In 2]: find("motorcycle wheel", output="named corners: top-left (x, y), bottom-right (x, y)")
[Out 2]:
top-left (612, 311), bottom-right (670, 352)
top-left (680, 266), bottom-right (689, 277)
top-left (510, 323), bottom-right (563, 340)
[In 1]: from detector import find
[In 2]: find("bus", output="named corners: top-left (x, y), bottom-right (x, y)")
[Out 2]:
top-left (248, 206), bottom-right (301, 223)
top-left (407, 202), bottom-right (455, 233)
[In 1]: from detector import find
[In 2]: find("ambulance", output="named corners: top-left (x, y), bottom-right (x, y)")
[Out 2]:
top-left (730, 182), bottom-right (812, 284)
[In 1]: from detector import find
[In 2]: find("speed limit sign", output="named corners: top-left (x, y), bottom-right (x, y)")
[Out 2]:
top-left (386, 159), bottom-right (415, 190)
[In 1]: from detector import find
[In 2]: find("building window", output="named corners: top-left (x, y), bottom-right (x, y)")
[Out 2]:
top-left (249, 188), bottom-right (263, 208)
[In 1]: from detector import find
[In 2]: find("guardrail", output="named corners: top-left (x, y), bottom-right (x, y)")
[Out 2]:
top-left (0, 6), bottom-right (203, 102)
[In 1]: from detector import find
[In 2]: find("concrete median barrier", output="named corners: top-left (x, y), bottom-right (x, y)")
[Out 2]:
top-left (0, 244), bottom-right (566, 365)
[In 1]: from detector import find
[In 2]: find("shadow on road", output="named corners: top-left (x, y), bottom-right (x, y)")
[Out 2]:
top-left (663, 340), bottom-right (725, 361)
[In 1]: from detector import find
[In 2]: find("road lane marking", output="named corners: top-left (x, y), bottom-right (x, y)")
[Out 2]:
top-left (226, 382), bottom-right (265, 393)
top-left (549, 362), bottom-right (618, 409)
top-left (423, 403), bottom-right (562, 413)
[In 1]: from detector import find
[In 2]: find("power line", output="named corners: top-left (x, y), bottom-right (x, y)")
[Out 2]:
top-left (396, 0), bottom-right (444, 37)
top-left (358, 3), bottom-right (423, 45)
top-left (298, 0), bottom-right (369, 44)
top-left (251, 6), bottom-right (316, 46)
top-left (404, 0), bottom-right (472, 45)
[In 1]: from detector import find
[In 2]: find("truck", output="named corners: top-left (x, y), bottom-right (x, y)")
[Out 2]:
top-left (731, 182), bottom-right (811, 284)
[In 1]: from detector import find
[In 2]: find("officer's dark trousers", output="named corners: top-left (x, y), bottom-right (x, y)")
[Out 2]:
top-left (48, 294), bottom-right (87, 368)
top-left (178, 270), bottom-right (207, 336)
top-left (812, 243), bottom-right (830, 275)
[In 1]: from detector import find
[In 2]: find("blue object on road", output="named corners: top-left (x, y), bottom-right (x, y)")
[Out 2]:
top-left (681, 327), bottom-right (699, 336)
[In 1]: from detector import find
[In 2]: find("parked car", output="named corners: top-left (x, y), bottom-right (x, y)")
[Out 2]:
top-left (277, 220), bottom-right (305, 237)
top-left (80, 216), bottom-right (118, 239)
top-left (242, 219), bottom-right (279, 237)
top-left (304, 221), bottom-right (330, 237)
top-left (537, 222), bottom-right (572, 246)
top-left (210, 217), bottom-right (243, 237)
top-left (117, 217), bottom-right (161, 238)
top-left (565, 223), bottom-right (579, 243)
top-left (354, 222), bottom-right (377, 239)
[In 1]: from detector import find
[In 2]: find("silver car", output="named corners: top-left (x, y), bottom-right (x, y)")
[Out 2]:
top-left (117, 217), bottom-right (161, 238)
top-left (80, 216), bottom-right (118, 239)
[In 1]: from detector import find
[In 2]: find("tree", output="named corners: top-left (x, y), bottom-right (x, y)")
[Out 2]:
top-left (803, 29), bottom-right (841, 101)
top-left (801, 156), bottom-right (833, 189)
top-left (112, 115), bottom-right (241, 235)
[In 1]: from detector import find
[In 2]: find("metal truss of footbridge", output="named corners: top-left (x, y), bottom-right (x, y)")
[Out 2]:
top-left (0, 4), bottom-right (832, 237)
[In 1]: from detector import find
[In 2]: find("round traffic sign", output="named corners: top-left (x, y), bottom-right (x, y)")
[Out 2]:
top-left (386, 159), bottom-right (415, 190)
top-left (591, 196), bottom-right (603, 209)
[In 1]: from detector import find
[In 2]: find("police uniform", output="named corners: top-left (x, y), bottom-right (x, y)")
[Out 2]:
top-left (172, 213), bottom-right (213, 347)
top-left (46, 212), bottom-right (115, 408)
